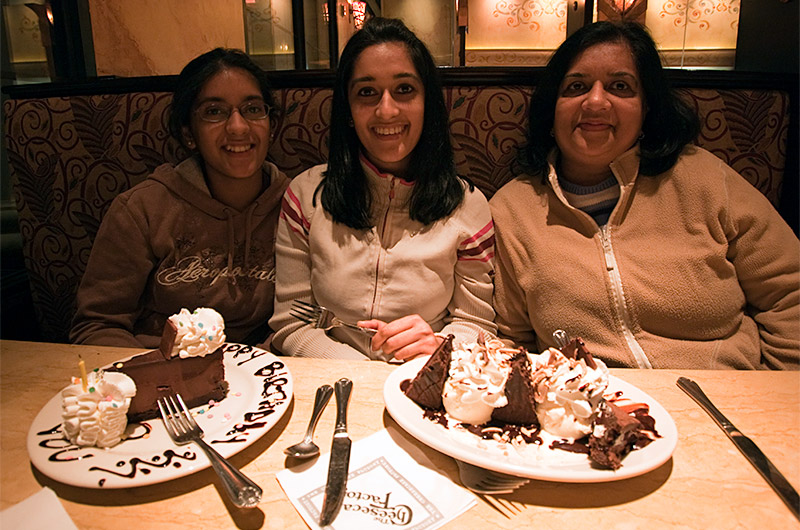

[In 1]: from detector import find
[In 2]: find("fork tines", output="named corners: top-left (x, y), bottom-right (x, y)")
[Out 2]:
top-left (157, 394), bottom-right (199, 439)
top-left (477, 471), bottom-right (526, 491)
top-left (289, 299), bottom-right (320, 325)
top-left (479, 495), bottom-right (525, 519)
top-left (456, 460), bottom-right (529, 495)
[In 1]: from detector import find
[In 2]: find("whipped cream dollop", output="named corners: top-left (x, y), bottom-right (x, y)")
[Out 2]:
top-left (531, 347), bottom-right (609, 439)
top-left (442, 338), bottom-right (518, 425)
top-left (169, 307), bottom-right (226, 358)
top-left (62, 370), bottom-right (136, 448)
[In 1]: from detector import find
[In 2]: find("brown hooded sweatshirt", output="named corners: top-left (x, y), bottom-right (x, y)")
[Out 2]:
top-left (70, 156), bottom-right (290, 348)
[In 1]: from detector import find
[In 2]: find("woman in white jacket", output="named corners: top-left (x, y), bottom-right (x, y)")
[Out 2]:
top-left (269, 18), bottom-right (496, 361)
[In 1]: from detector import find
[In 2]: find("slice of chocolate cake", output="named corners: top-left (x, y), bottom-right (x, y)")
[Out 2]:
top-left (491, 350), bottom-right (539, 426)
top-left (402, 334), bottom-right (454, 410)
top-left (588, 401), bottom-right (643, 470)
top-left (108, 316), bottom-right (228, 422)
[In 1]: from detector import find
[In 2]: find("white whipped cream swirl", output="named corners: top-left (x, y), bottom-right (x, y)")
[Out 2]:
top-left (169, 307), bottom-right (226, 358)
top-left (61, 371), bottom-right (136, 448)
top-left (531, 347), bottom-right (609, 439)
top-left (442, 338), bottom-right (517, 425)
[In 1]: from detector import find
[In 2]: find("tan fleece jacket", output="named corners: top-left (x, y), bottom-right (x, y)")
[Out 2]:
top-left (491, 146), bottom-right (799, 369)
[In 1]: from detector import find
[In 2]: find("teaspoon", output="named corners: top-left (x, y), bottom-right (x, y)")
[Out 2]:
top-left (284, 384), bottom-right (333, 459)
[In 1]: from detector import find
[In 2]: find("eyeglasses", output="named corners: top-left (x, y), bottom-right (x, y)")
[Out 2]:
top-left (194, 101), bottom-right (271, 123)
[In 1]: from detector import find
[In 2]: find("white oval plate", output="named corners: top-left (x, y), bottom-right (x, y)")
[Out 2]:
top-left (27, 344), bottom-right (292, 489)
top-left (384, 356), bottom-right (677, 483)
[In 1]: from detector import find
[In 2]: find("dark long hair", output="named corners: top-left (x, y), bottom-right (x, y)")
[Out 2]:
top-left (320, 17), bottom-right (464, 230)
top-left (169, 47), bottom-right (278, 148)
top-left (520, 21), bottom-right (699, 177)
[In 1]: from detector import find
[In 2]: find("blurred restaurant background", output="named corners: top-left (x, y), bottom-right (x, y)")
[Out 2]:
top-left (2, 1), bottom-right (795, 81)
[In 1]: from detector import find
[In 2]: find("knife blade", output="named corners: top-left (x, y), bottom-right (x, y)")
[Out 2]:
top-left (677, 377), bottom-right (799, 521)
top-left (319, 378), bottom-right (353, 527)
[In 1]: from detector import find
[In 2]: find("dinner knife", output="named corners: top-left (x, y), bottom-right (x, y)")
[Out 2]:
top-left (677, 377), bottom-right (800, 521)
top-left (319, 378), bottom-right (353, 527)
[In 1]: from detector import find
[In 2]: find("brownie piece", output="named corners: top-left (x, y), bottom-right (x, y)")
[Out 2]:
top-left (588, 401), bottom-right (643, 469)
top-left (492, 349), bottom-right (539, 426)
top-left (403, 334), bottom-right (454, 410)
top-left (560, 337), bottom-right (597, 369)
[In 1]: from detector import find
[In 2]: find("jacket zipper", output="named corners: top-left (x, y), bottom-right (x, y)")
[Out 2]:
top-left (600, 225), bottom-right (653, 369)
top-left (369, 178), bottom-right (396, 317)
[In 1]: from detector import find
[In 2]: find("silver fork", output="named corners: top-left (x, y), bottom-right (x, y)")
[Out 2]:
top-left (158, 394), bottom-right (263, 508)
top-left (290, 299), bottom-right (377, 336)
top-left (455, 460), bottom-right (529, 495)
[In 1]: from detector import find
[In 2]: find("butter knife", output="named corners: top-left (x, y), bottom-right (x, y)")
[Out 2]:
top-left (677, 377), bottom-right (800, 520)
top-left (319, 378), bottom-right (353, 527)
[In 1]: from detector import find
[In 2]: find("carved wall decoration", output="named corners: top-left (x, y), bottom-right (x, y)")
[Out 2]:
top-left (597, 0), bottom-right (648, 24)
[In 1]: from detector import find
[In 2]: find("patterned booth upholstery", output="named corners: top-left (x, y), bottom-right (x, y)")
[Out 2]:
top-left (3, 85), bottom-right (791, 342)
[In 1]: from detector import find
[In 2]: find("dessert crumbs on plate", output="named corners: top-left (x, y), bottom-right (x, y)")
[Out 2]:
top-left (426, 408), bottom-right (593, 466)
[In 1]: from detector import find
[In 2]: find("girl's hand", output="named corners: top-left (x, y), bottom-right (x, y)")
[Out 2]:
top-left (357, 314), bottom-right (443, 361)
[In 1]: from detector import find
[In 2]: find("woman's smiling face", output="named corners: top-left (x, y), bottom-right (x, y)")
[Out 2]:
top-left (347, 42), bottom-right (425, 177)
top-left (553, 41), bottom-right (645, 184)
top-left (185, 67), bottom-right (271, 185)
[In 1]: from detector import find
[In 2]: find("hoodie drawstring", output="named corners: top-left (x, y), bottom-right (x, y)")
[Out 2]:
top-left (225, 210), bottom-right (236, 286)
top-left (223, 199), bottom-right (260, 289)
top-left (243, 205), bottom-right (256, 269)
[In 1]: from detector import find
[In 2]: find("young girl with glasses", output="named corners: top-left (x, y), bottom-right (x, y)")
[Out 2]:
top-left (71, 48), bottom-right (290, 348)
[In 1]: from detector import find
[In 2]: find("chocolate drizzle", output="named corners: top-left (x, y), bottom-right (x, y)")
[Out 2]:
top-left (37, 423), bottom-right (62, 436)
top-left (227, 343), bottom-right (272, 366)
top-left (40, 439), bottom-right (95, 462)
top-left (125, 422), bottom-right (153, 441)
top-left (212, 421), bottom-right (269, 444)
top-left (460, 420), bottom-right (542, 444)
top-left (184, 350), bottom-right (290, 445)
top-left (88, 449), bottom-right (197, 485)
top-left (551, 438), bottom-right (590, 454)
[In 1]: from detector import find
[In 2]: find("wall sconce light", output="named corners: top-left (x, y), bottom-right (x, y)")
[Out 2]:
top-left (351, 1), bottom-right (366, 29)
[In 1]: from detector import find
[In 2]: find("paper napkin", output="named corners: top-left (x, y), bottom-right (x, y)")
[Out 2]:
top-left (277, 427), bottom-right (476, 529)
top-left (0, 487), bottom-right (79, 530)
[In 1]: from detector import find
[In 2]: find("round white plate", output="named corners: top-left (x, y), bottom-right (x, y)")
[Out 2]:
top-left (27, 344), bottom-right (292, 489)
top-left (384, 356), bottom-right (677, 483)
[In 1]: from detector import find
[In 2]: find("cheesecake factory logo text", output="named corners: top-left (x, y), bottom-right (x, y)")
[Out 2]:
top-left (342, 491), bottom-right (412, 525)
